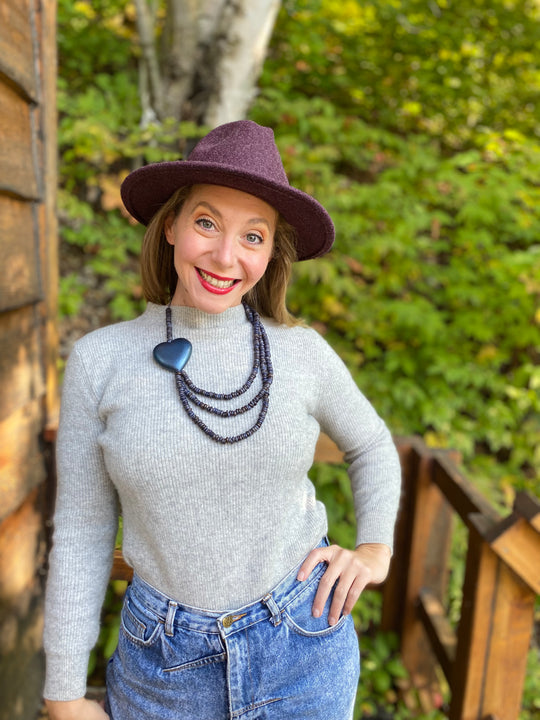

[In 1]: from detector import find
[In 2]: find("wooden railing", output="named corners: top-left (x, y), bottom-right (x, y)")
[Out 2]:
top-left (380, 436), bottom-right (539, 720)
top-left (98, 432), bottom-right (540, 718)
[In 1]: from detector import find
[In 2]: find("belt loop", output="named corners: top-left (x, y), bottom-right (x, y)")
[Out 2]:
top-left (262, 593), bottom-right (282, 626)
top-left (165, 601), bottom-right (178, 637)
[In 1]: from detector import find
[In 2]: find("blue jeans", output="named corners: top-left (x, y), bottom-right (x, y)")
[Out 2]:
top-left (105, 540), bottom-right (360, 719)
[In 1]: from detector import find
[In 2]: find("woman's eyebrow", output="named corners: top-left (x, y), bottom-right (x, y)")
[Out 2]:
top-left (192, 201), bottom-right (274, 229)
top-left (192, 200), bottom-right (222, 218)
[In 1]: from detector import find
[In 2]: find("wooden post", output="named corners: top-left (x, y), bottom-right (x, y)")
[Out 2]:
top-left (381, 439), bottom-right (416, 637)
top-left (450, 511), bottom-right (537, 720)
top-left (382, 439), bottom-right (453, 706)
top-left (0, 1), bottom-right (57, 718)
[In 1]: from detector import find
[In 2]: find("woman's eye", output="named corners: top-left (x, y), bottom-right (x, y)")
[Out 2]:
top-left (196, 217), bottom-right (214, 230)
top-left (246, 232), bottom-right (264, 244)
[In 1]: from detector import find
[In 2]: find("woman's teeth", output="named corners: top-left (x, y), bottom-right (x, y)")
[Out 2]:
top-left (198, 269), bottom-right (236, 289)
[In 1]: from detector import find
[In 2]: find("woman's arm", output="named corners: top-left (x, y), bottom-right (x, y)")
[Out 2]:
top-left (44, 343), bottom-right (119, 701)
top-left (305, 329), bottom-right (402, 622)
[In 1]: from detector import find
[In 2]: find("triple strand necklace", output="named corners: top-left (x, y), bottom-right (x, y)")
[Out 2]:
top-left (153, 301), bottom-right (273, 444)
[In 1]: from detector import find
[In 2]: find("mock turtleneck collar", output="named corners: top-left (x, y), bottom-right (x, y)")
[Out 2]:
top-left (143, 301), bottom-right (250, 330)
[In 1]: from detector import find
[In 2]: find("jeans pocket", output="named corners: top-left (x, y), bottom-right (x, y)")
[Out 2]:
top-left (120, 587), bottom-right (163, 647)
top-left (283, 567), bottom-right (348, 637)
top-left (162, 627), bottom-right (226, 673)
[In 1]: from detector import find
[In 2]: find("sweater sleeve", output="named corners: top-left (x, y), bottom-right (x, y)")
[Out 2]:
top-left (310, 332), bottom-right (402, 550)
top-left (43, 344), bottom-right (119, 701)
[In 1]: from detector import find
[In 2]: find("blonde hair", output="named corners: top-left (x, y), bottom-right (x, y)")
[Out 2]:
top-left (140, 186), bottom-right (302, 326)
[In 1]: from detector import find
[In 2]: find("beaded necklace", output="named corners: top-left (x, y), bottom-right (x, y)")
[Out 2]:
top-left (153, 302), bottom-right (273, 444)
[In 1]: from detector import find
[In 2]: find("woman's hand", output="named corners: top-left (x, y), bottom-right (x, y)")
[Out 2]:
top-left (45, 698), bottom-right (109, 720)
top-left (297, 542), bottom-right (392, 626)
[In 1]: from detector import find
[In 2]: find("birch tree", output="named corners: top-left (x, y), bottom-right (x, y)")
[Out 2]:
top-left (134, 0), bottom-right (281, 128)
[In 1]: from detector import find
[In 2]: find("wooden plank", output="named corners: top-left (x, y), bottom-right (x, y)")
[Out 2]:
top-left (417, 589), bottom-right (457, 682)
top-left (0, 486), bottom-right (45, 718)
top-left (381, 438), bottom-right (420, 636)
top-left (448, 512), bottom-right (535, 720)
top-left (474, 495), bottom-right (540, 593)
top-left (481, 560), bottom-right (535, 720)
top-left (487, 517), bottom-right (540, 594)
top-left (514, 491), bottom-right (540, 531)
top-left (395, 447), bottom-right (446, 701)
top-left (0, 486), bottom-right (43, 603)
top-left (0, 306), bottom-right (44, 423)
top-left (0, 2), bottom-right (53, 716)
top-left (111, 548), bottom-right (133, 582)
top-left (0, 79), bottom-right (39, 199)
top-left (0, 196), bottom-right (42, 310)
top-left (450, 517), bottom-right (498, 720)
top-left (37, 0), bottom-right (59, 430)
top-left (0, 0), bottom-right (37, 101)
top-left (0, 399), bottom-right (45, 523)
top-left (314, 432), bottom-right (344, 464)
top-left (431, 449), bottom-right (500, 527)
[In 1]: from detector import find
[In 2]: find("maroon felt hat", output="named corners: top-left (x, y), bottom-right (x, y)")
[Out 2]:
top-left (120, 120), bottom-right (334, 261)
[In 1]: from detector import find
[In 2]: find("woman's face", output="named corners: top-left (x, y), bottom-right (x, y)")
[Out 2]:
top-left (165, 184), bottom-right (276, 313)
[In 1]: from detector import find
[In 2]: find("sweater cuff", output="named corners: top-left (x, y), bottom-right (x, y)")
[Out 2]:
top-left (43, 652), bottom-right (89, 702)
top-left (355, 514), bottom-right (397, 552)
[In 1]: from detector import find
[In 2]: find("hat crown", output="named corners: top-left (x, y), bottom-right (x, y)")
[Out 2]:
top-left (188, 120), bottom-right (289, 186)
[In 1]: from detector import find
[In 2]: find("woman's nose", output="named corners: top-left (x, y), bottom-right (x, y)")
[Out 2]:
top-left (212, 234), bottom-right (235, 269)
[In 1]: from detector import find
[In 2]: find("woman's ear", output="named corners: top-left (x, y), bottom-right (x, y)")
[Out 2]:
top-left (164, 214), bottom-right (176, 246)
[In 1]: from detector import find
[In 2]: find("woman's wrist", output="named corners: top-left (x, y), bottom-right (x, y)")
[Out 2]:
top-left (353, 543), bottom-right (392, 584)
top-left (44, 697), bottom-right (109, 720)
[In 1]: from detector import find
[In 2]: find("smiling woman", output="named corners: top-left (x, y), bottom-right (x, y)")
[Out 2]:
top-left (43, 121), bottom-right (402, 720)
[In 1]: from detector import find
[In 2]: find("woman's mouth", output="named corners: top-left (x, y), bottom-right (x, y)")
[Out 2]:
top-left (196, 268), bottom-right (240, 294)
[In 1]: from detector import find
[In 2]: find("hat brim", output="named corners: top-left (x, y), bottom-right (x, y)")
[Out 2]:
top-left (120, 161), bottom-right (334, 261)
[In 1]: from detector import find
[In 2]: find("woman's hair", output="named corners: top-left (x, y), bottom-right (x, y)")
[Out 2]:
top-left (140, 186), bottom-right (302, 326)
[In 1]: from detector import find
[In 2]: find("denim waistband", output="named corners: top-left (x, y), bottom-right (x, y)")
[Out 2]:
top-left (129, 537), bottom-right (329, 637)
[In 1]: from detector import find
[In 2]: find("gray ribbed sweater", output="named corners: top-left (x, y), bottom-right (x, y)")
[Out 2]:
top-left (43, 302), bottom-right (401, 701)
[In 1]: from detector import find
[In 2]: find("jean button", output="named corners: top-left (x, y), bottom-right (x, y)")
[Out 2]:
top-left (222, 615), bottom-right (233, 628)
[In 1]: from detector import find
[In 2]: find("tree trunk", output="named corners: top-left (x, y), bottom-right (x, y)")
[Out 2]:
top-left (133, 0), bottom-right (164, 124)
top-left (138, 0), bottom-right (281, 127)
top-left (159, 0), bottom-right (204, 121)
top-left (201, 0), bottom-right (281, 128)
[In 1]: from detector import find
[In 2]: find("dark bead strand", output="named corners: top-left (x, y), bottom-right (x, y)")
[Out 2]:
top-left (180, 382), bottom-right (270, 417)
top-left (165, 301), bottom-right (273, 443)
top-left (180, 340), bottom-right (260, 400)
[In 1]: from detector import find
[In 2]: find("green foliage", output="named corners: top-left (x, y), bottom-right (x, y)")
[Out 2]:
top-left (59, 190), bottom-right (146, 320)
top-left (521, 646), bottom-right (540, 720)
top-left (58, 273), bottom-right (87, 317)
top-left (356, 633), bottom-right (418, 720)
top-left (264, 0), bottom-right (540, 149)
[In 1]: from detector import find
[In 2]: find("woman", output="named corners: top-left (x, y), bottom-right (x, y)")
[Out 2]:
top-left (44, 120), bottom-right (401, 720)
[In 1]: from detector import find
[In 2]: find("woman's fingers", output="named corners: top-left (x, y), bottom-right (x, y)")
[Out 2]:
top-left (316, 548), bottom-right (371, 624)
top-left (296, 546), bottom-right (331, 583)
top-left (327, 563), bottom-right (371, 624)
top-left (297, 543), bottom-right (392, 625)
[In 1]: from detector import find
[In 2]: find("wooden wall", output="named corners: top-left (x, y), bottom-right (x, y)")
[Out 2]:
top-left (0, 1), bottom-right (57, 718)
